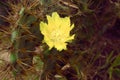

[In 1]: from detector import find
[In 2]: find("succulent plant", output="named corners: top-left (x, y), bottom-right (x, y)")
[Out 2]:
top-left (0, 0), bottom-right (120, 80)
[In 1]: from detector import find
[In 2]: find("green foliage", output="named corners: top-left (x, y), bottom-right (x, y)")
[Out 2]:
top-left (112, 55), bottom-right (120, 67)
top-left (108, 55), bottom-right (120, 79)
top-left (19, 7), bottom-right (25, 16)
top-left (10, 53), bottom-right (18, 63)
top-left (40, 0), bottom-right (51, 5)
top-left (11, 30), bottom-right (19, 43)
top-left (33, 55), bottom-right (44, 71)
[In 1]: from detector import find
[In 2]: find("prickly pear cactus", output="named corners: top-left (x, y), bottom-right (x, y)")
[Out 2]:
top-left (0, 0), bottom-right (120, 80)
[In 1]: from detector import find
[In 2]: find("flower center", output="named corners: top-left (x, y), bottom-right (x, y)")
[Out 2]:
top-left (50, 29), bottom-right (63, 42)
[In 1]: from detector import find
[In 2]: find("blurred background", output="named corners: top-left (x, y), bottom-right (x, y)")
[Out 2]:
top-left (0, 0), bottom-right (120, 80)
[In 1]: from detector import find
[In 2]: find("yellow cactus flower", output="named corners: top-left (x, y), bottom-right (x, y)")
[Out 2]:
top-left (40, 12), bottom-right (75, 51)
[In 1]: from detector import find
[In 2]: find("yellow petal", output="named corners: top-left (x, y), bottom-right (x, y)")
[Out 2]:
top-left (46, 15), bottom-right (54, 27)
top-left (66, 34), bottom-right (75, 42)
top-left (55, 42), bottom-right (67, 51)
top-left (52, 12), bottom-right (60, 20)
top-left (44, 37), bottom-right (54, 50)
top-left (40, 22), bottom-right (46, 30)
top-left (62, 17), bottom-right (70, 27)
top-left (70, 24), bottom-right (74, 30)
top-left (40, 22), bottom-right (48, 34)
top-left (52, 12), bottom-right (61, 27)
top-left (59, 17), bottom-right (71, 36)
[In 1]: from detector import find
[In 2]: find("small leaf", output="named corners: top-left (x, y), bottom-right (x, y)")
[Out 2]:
top-left (108, 67), bottom-right (113, 79)
top-left (26, 15), bottom-right (37, 25)
top-left (113, 68), bottom-right (120, 78)
top-left (106, 51), bottom-right (114, 63)
top-left (10, 53), bottom-right (17, 63)
top-left (40, 0), bottom-right (51, 5)
top-left (12, 70), bottom-right (17, 77)
top-left (11, 30), bottom-right (19, 43)
top-left (0, 60), bottom-right (3, 64)
top-left (112, 55), bottom-right (120, 67)
top-left (33, 56), bottom-right (44, 71)
top-left (19, 7), bottom-right (25, 16)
